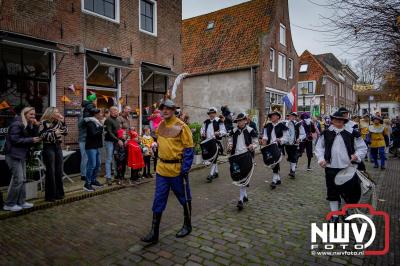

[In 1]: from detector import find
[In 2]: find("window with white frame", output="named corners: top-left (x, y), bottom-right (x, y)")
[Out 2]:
top-left (288, 58), bottom-right (294, 79)
top-left (279, 24), bottom-right (286, 46)
top-left (278, 53), bottom-right (286, 80)
top-left (299, 64), bottom-right (308, 73)
top-left (83, 0), bottom-right (120, 22)
top-left (269, 48), bottom-right (275, 72)
top-left (140, 0), bottom-right (157, 36)
top-left (298, 81), bottom-right (315, 94)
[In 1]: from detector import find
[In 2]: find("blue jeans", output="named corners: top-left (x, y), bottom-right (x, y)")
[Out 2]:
top-left (86, 149), bottom-right (101, 185)
top-left (370, 147), bottom-right (386, 167)
top-left (152, 174), bottom-right (191, 213)
top-left (105, 141), bottom-right (114, 179)
top-left (79, 142), bottom-right (88, 177)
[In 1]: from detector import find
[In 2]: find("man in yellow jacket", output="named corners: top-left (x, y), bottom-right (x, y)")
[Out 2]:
top-left (141, 99), bottom-right (194, 244)
top-left (369, 116), bottom-right (388, 169)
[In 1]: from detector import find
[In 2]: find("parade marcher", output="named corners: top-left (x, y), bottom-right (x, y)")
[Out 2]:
top-left (369, 116), bottom-right (389, 170)
top-left (104, 106), bottom-right (122, 185)
top-left (299, 112), bottom-right (316, 171)
top-left (227, 113), bottom-right (258, 210)
top-left (360, 114), bottom-right (370, 161)
top-left (40, 107), bottom-right (68, 202)
top-left (3, 107), bottom-right (40, 211)
top-left (83, 108), bottom-right (104, 191)
top-left (392, 119), bottom-right (400, 158)
top-left (284, 112), bottom-right (306, 179)
top-left (201, 107), bottom-right (227, 183)
top-left (262, 111), bottom-right (288, 189)
top-left (141, 99), bottom-right (194, 244)
top-left (315, 111), bottom-right (367, 223)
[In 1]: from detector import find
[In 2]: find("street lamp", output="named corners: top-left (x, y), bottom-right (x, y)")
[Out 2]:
top-left (301, 87), bottom-right (308, 112)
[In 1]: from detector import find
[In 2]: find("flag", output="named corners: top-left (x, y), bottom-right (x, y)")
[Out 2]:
top-left (61, 96), bottom-right (71, 103)
top-left (68, 84), bottom-right (75, 92)
top-left (103, 95), bottom-right (109, 102)
top-left (283, 86), bottom-right (297, 112)
top-left (119, 97), bottom-right (124, 104)
top-left (0, 100), bottom-right (10, 110)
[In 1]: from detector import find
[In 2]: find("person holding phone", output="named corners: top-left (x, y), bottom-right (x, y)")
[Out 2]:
top-left (40, 107), bottom-right (68, 202)
top-left (3, 107), bottom-right (41, 211)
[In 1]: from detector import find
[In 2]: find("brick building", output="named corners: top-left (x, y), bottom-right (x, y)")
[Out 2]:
top-left (298, 50), bottom-right (358, 115)
top-left (0, 0), bottom-right (182, 150)
top-left (182, 0), bottom-right (298, 126)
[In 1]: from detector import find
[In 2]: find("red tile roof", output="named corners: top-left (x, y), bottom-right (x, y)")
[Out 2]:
top-left (182, 0), bottom-right (275, 75)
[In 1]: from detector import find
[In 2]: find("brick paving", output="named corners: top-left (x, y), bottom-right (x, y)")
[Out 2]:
top-left (0, 155), bottom-right (398, 265)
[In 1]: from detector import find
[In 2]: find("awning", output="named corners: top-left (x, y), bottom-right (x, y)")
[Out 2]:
top-left (88, 53), bottom-right (133, 70)
top-left (0, 34), bottom-right (67, 54)
top-left (142, 63), bottom-right (177, 77)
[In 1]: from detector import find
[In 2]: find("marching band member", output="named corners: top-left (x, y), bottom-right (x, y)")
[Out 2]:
top-left (369, 116), bottom-right (388, 170)
top-left (228, 113), bottom-right (258, 210)
top-left (141, 99), bottom-right (194, 244)
top-left (262, 111), bottom-right (289, 189)
top-left (299, 113), bottom-right (316, 171)
top-left (284, 112), bottom-right (306, 179)
top-left (315, 111), bottom-right (367, 223)
top-left (201, 107), bottom-right (227, 183)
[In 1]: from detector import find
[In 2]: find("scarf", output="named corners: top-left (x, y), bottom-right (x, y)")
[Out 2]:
top-left (84, 117), bottom-right (103, 127)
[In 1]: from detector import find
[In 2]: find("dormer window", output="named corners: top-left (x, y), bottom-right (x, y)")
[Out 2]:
top-left (299, 64), bottom-right (308, 73)
top-left (207, 21), bottom-right (215, 30)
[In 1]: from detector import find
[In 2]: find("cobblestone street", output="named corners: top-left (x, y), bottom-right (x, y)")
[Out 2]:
top-left (0, 155), bottom-right (398, 265)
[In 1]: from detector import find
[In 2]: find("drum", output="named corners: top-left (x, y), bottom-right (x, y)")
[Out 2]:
top-left (228, 151), bottom-right (254, 186)
top-left (261, 143), bottom-right (282, 168)
top-left (335, 166), bottom-right (361, 204)
top-left (200, 138), bottom-right (219, 162)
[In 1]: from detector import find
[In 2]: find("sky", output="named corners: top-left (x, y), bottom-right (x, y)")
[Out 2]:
top-left (182, 0), bottom-right (355, 63)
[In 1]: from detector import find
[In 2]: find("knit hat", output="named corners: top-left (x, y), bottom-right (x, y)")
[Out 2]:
top-left (87, 94), bottom-right (97, 102)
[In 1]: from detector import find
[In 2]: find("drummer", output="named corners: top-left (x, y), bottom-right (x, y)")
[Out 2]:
top-left (228, 113), bottom-right (258, 210)
top-left (285, 112), bottom-right (306, 179)
top-left (201, 107), bottom-right (227, 183)
top-left (315, 111), bottom-right (367, 223)
top-left (261, 111), bottom-right (289, 189)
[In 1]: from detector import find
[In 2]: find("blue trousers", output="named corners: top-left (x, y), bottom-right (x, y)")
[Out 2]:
top-left (370, 147), bottom-right (386, 167)
top-left (86, 149), bottom-right (101, 185)
top-left (152, 174), bottom-right (192, 213)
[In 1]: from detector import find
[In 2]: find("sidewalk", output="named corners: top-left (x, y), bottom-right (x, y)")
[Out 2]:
top-left (0, 155), bottom-right (230, 220)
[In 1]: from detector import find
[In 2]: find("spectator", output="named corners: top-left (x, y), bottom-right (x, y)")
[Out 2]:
top-left (392, 120), bottom-right (400, 158)
top-left (247, 114), bottom-right (258, 135)
top-left (118, 105), bottom-right (132, 130)
top-left (82, 94), bottom-right (97, 118)
top-left (127, 129), bottom-right (145, 183)
top-left (104, 106), bottom-right (122, 185)
top-left (114, 129), bottom-right (128, 185)
top-left (83, 108), bottom-right (104, 192)
top-left (148, 109), bottom-right (162, 131)
top-left (141, 128), bottom-right (154, 178)
top-left (40, 107), bottom-right (68, 202)
top-left (3, 107), bottom-right (41, 212)
top-left (78, 115), bottom-right (88, 181)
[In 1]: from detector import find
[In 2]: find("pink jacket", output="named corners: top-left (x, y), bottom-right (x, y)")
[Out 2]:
top-left (148, 113), bottom-right (162, 130)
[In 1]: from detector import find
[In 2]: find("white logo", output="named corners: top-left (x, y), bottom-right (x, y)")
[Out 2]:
top-left (311, 214), bottom-right (376, 251)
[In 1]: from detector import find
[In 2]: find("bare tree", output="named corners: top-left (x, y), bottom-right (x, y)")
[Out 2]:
top-left (354, 58), bottom-right (382, 85)
top-left (320, 0), bottom-right (400, 89)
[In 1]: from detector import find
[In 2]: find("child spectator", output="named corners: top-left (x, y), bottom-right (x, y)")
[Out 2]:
top-left (114, 129), bottom-right (128, 185)
top-left (141, 128), bottom-right (155, 178)
top-left (127, 128), bottom-right (145, 183)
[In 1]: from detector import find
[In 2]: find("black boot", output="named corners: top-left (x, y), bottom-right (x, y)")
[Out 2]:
top-left (176, 201), bottom-right (192, 238)
top-left (141, 212), bottom-right (162, 244)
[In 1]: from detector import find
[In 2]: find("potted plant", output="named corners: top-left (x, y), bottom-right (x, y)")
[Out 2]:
top-left (189, 122), bottom-right (202, 165)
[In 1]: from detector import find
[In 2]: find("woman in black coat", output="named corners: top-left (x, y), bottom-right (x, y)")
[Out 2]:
top-left (3, 107), bottom-right (41, 212)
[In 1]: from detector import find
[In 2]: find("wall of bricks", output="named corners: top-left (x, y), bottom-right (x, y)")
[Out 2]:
top-left (0, 0), bottom-right (182, 147)
top-left (259, 0), bottom-right (299, 125)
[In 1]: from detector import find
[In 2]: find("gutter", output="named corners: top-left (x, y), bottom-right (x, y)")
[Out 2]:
top-left (186, 64), bottom-right (260, 78)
